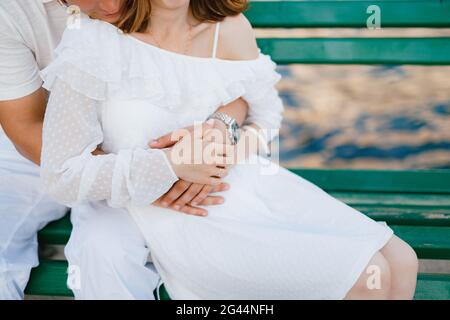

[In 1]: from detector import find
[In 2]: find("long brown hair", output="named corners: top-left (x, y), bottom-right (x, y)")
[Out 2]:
top-left (117, 0), bottom-right (250, 33)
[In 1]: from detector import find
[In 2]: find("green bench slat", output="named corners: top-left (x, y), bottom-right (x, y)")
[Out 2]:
top-left (25, 260), bottom-right (450, 300)
top-left (415, 274), bottom-right (450, 300)
top-left (246, 1), bottom-right (450, 28)
top-left (257, 38), bottom-right (450, 65)
top-left (289, 169), bottom-right (450, 193)
top-left (38, 215), bottom-right (450, 260)
top-left (38, 214), bottom-right (72, 245)
top-left (390, 226), bottom-right (450, 260)
top-left (332, 192), bottom-right (450, 207)
top-left (25, 261), bottom-right (72, 297)
top-left (332, 192), bottom-right (450, 226)
top-left (347, 205), bottom-right (450, 227)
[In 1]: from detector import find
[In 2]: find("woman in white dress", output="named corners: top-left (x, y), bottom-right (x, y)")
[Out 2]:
top-left (40, 0), bottom-right (418, 299)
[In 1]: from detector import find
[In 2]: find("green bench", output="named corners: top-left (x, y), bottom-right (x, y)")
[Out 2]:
top-left (26, 1), bottom-right (450, 299)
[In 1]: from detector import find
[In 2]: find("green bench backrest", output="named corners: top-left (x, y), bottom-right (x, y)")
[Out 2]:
top-left (289, 169), bottom-right (450, 194)
top-left (247, 1), bottom-right (450, 28)
top-left (245, 0), bottom-right (450, 65)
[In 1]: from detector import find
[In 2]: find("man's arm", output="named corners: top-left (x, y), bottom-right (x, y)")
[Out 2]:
top-left (0, 10), bottom-right (48, 165)
top-left (0, 12), bottom-right (105, 165)
top-left (0, 88), bottom-right (47, 165)
top-left (0, 90), bottom-right (246, 167)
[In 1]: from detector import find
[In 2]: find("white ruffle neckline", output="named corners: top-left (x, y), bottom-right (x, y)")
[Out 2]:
top-left (125, 33), bottom-right (264, 64)
top-left (40, 17), bottom-right (282, 112)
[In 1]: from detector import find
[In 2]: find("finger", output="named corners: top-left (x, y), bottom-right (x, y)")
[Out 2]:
top-left (149, 133), bottom-right (171, 148)
top-left (150, 127), bottom-right (191, 149)
top-left (223, 149), bottom-right (238, 166)
top-left (198, 195), bottom-right (225, 206)
top-left (208, 166), bottom-right (229, 178)
top-left (184, 183), bottom-right (229, 206)
top-left (213, 154), bottom-right (235, 166)
top-left (174, 204), bottom-right (208, 217)
top-left (152, 199), bottom-right (164, 207)
top-left (216, 167), bottom-right (229, 178)
top-left (190, 185), bottom-right (212, 206)
top-left (203, 128), bottom-right (214, 142)
top-left (173, 183), bottom-right (203, 209)
top-left (210, 182), bottom-right (230, 193)
top-left (210, 142), bottom-right (234, 157)
top-left (149, 133), bottom-right (176, 148)
top-left (204, 119), bottom-right (215, 130)
top-left (203, 130), bottom-right (227, 144)
top-left (159, 180), bottom-right (191, 207)
top-left (207, 176), bottom-right (222, 186)
top-left (202, 144), bottom-right (234, 167)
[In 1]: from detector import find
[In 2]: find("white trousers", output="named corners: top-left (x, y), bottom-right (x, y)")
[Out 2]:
top-left (0, 134), bottom-right (160, 299)
top-left (65, 201), bottom-right (161, 300)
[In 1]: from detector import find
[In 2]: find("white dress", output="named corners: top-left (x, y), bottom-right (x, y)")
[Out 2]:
top-left (40, 17), bottom-right (394, 300)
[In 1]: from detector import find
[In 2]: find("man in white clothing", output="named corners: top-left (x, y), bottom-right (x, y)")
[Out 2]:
top-left (0, 0), bottom-right (240, 299)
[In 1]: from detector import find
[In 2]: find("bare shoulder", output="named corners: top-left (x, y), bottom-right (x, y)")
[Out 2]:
top-left (218, 13), bottom-right (259, 61)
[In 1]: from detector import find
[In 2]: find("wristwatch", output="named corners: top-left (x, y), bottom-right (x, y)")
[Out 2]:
top-left (207, 112), bottom-right (241, 145)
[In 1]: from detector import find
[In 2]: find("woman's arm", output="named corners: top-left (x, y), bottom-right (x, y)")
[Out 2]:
top-left (220, 14), bottom-right (284, 153)
top-left (150, 97), bottom-right (248, 150)
top-left (41, 79), bottom-right (180, 207)
top-left (149, 97), bottom-right (247, 214)
top-left (215, 97), bottom-right (248, 126)
top-left (41, 79), bottom-right (228, 208)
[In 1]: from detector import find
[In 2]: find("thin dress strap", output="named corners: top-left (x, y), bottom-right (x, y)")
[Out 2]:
top-left (211, 22), bottom-right (220, 59)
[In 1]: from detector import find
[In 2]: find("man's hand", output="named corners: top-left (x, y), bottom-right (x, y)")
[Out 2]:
top-left (153, 180), bottom-right (229, 216)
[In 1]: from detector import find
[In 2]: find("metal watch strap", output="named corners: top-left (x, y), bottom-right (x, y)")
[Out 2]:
top-left (207, 112), bottom-right (240, 145)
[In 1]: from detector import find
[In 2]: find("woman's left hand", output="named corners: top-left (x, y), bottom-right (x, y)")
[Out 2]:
top-left (149, 119), bottom-right (234, 214)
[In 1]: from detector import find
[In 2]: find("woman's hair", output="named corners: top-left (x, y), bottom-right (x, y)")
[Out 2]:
top-left (117, 0), bottom-right (250, 33)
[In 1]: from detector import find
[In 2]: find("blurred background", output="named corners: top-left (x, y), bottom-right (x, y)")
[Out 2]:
top-left (255, 1), bottom-right (450, 169)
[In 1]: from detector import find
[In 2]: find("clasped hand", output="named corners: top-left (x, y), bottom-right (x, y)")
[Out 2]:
top-left (150, 119), bottom-right (236, 216)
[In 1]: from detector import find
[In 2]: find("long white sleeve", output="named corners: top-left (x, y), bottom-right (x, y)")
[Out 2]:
top-left (242, 83), bottom-right (284, 143)
top-left (241, 50), bottom-right (284, 144)
top-left (41, 79), bottom-right (179, 208)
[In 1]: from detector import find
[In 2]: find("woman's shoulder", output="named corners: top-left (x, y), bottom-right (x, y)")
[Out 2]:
top-left (218, 13), bottom-right (259, 61)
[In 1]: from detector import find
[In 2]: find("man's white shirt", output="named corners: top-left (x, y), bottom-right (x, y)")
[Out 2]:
top-left (0, 0), bottom-right (67, 152)
top-left (0, 0), bottom-right (67, 100)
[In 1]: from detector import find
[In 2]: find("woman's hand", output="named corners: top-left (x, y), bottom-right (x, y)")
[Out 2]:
top-left (152, 119), bottom-right (235, 186)
top-left (163, 135), bottom-right (231, 185)
top-left (149, 119), bottom-right (231, 149)
top-left (149, 119), bottom-right (234, 215)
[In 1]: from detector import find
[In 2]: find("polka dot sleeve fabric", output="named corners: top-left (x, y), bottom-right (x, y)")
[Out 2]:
top-left (40, 79), bottom-right (179, 208)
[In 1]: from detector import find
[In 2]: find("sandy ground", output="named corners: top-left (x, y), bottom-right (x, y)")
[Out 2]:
top-left (255, 28), bottom-right (450, 169)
